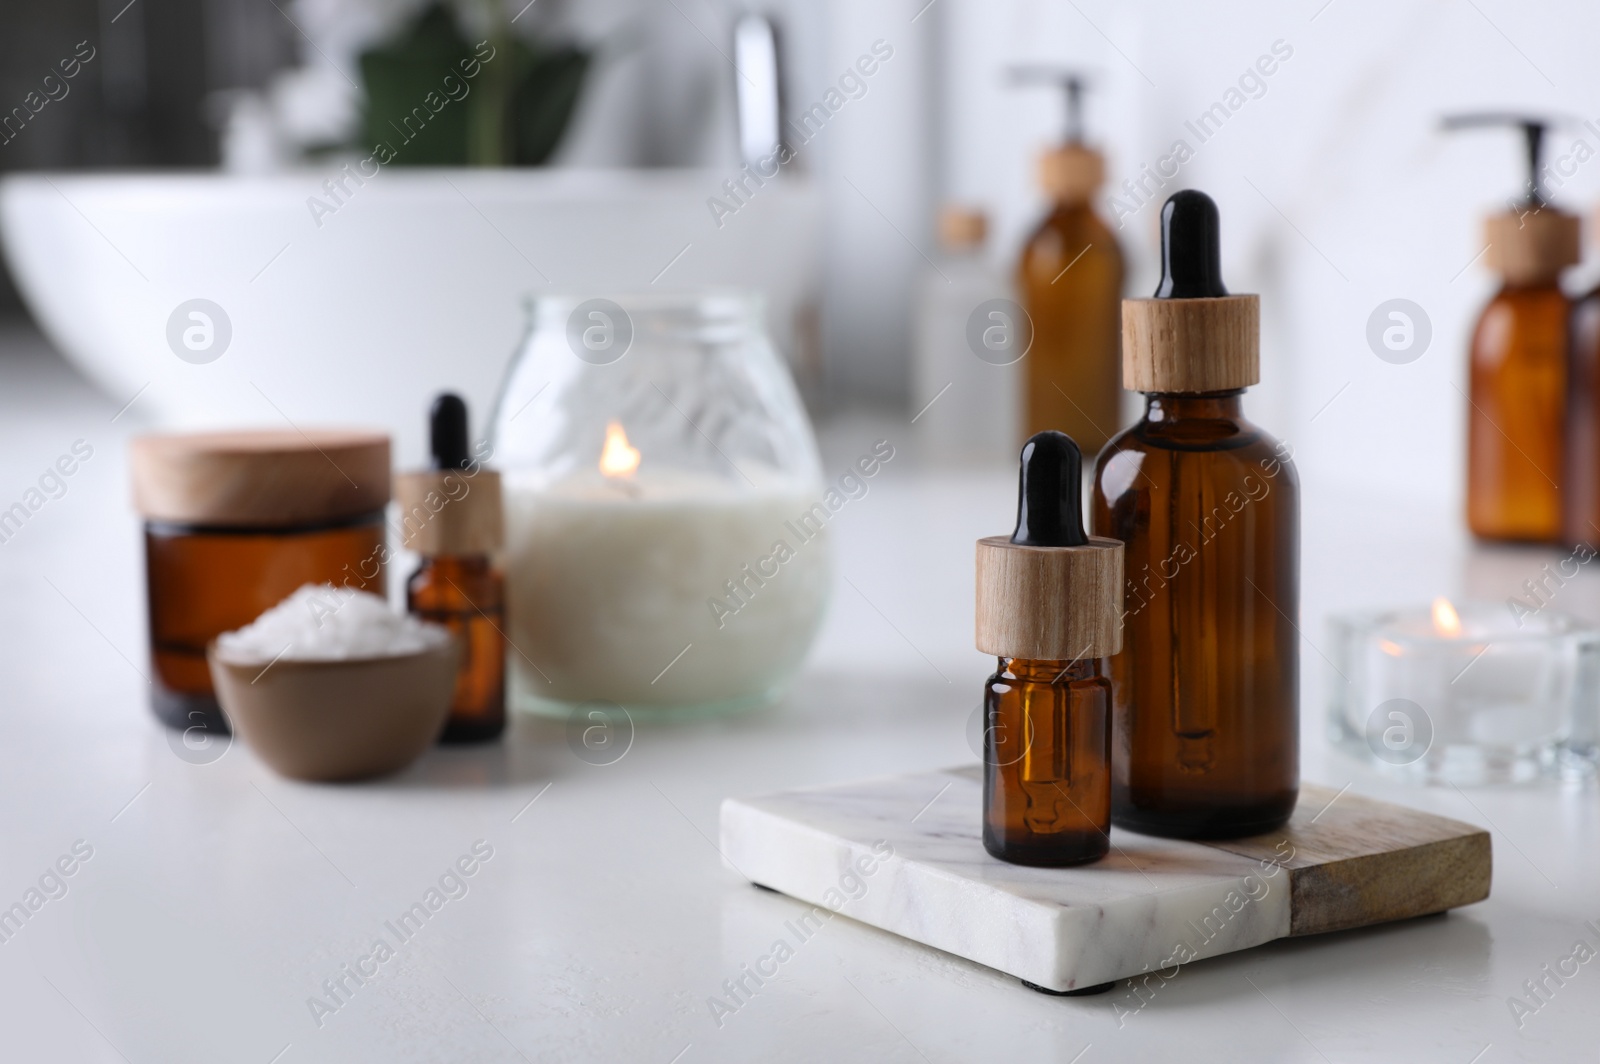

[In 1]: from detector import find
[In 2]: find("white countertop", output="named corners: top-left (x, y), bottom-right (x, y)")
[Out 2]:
top-left (1, 323), bottom-right (1596, 1063)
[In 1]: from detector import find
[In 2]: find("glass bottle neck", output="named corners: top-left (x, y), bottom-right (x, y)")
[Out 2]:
top-left (1141, 391), bottom-right (1245, 422)
top-left (417, 554), bottom-right (494, 574)
top-left (1000, 657), bottom-right (1101, 683)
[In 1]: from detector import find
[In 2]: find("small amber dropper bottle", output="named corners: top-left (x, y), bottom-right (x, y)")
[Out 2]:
top-left (976, 431), bottom-right (1124, 866)
top-left (1013, 71), bottom-right (1125, 454)
top-left (1093, 190), bottom-right (1299, 839)
top-left (1445, 115), bottom-right (1578, 543)
top-left (398, 394), bottom-right (507, 744)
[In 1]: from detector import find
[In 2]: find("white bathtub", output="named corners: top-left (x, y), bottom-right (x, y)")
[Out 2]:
top-left (0, 168), bottom-right (821, 463)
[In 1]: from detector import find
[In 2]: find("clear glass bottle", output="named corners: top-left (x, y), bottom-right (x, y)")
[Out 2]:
top-left (1093, 191), bottom-right (1299, 839)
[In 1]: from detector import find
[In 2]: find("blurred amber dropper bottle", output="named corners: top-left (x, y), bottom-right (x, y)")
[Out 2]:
top-left (1566, 207), bottom-right (1600, 546)
top-left (398, 394), bottom-right (507, 744)
top-left (1013, 70), bottom-right (1124, 454)
top-left (1444, 115), bottom-right (1579, 543)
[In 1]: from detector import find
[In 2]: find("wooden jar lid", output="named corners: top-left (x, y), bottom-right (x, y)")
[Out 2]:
top-left (130, 429), bottom-right (390, 527)
top-left (975, 535), bottom-right (1124, 660)
top-left (394, 469), bottom-right (503, 555)
top-left (938, 205), bottom-right (989, 251)
top-left (1039, 144), bottom-right (1104, 204)
top-left (1484, 209), bottom-right (1579, 285)
top-left (1122, 293), bottom-right (1259, 393)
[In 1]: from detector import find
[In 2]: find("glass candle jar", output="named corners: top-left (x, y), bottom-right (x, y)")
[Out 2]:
top-left (488, 292), bottom-right (830, 717)
top-left (131, 431), bottom-right (391, 734)
top-left (1327, 598), bottom-right (1600, 784)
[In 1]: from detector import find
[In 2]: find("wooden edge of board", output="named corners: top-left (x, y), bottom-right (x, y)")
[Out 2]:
top-left (1197, 784), bottom-right (1492, 937)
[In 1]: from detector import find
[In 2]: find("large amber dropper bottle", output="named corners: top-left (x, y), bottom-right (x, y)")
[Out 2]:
top-left (1092, 190), bottom-right (1299, 839)
top-left (1444, 115), bottom-right (1578, 543)
top-left (977, 431), bottom-right (1123, 865)
top-left (1014, 71), bottom-right (1124, 453)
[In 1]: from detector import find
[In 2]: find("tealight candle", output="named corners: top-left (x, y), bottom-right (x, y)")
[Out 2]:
top-left (1327, 597), bottom-right (1600, 784)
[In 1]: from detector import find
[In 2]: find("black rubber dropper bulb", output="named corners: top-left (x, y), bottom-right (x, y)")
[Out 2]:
top-left (1154, 190), bottom-right (1228, 299)
top-left (429, 393), bottom-right (471, 471)
top-left (1010, 431), bottom-right (1088, 547)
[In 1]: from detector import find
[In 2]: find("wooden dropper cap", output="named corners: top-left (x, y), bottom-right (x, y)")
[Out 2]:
top-left (1122, 190), bottom-right (1259, 393)
top-left (394, 394), bottom-right (503, 556)
top-left (975, 432), bottom-right (1123, 660)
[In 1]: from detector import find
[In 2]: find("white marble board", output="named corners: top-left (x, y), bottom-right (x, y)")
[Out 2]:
top-left (719, 766), bottom-right (1491, 993)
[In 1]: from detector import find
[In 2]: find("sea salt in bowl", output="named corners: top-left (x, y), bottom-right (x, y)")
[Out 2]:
top-left (208, 585), bottom-right (458, 782)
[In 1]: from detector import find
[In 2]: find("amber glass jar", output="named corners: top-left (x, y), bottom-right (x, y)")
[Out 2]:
top-left (1018, 198), bottom-right (1124, 452)
top-left (1094, 392), bottom-right (1299, 837)
top-left (131, 430), bottom-right (391, 733)
top-left (983, 657), bottom-right (1112, 866)
top-left (146, 517), bottom-right (385, 730)
top-left (1468, 284), bottom-right (1568, 542)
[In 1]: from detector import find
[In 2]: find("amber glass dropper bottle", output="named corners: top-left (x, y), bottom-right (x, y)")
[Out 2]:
top-left (1092, 190), bottom-right (1299, 839)
top-left (1013, 71), bottom-right (1125, 453)
top-left (1567, 209), bottom-right (1600, 545)
top-left (398, 394), bottom-right (507, 744)
top-left (1444, 115), bottom-right (1578, 543)
top-left (977, 431), bottom-right (1124, 866)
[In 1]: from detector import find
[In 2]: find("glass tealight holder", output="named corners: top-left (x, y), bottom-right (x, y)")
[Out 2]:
top-left (487, 292), bottom-right (831, 718)
top-left (1327, 598), bottom-right (1600, 785)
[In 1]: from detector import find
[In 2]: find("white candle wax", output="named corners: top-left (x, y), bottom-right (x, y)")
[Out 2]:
top-left (503, 466), bottom-right (831, 711)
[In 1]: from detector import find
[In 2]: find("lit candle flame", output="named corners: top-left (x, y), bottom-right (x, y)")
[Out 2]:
top-left (1431, 596), bottom-right (1462, 638)
top-left (599, 421), bottom-right (641, 478)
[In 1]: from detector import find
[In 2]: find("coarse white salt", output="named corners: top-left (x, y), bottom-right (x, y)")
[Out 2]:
top-left (215, 584), bottom-right (449, 664)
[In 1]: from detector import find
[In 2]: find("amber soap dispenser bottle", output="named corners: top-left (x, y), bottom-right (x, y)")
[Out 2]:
top-left (976, 431), bottom-right (1124, 866)
top-left (398, 394), bottom-right (507, 744)
top-left (1014, 71), bottom-right (1125, 453)
top-left (1445, 115), bottom-right (1579, 542)
top-left (1092, 190), bottom-right (1299, 839)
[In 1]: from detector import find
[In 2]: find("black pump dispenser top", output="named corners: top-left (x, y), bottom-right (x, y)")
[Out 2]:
top-left (1155, 190), bottom-right (1228, 299)
top-left (1010, 68), bottom-right (1089, 144)
top-left (1442, 114), bottom-right (1554, 207)
top-left (429, 393), bottom-right (471, 471)
top-left (1011, 431), bottom-right (1088, 548)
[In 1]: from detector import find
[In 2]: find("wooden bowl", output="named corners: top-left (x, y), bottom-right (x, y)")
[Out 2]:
top-left (208, 641), bottom-right (458, 782)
